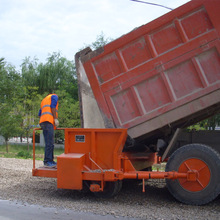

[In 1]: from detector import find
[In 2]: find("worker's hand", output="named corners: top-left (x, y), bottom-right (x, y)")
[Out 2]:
top-left (54, 119), bottom-right (59, 127)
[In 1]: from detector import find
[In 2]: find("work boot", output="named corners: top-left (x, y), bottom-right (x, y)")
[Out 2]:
top-left (44, 161), bottom-right (56, 168)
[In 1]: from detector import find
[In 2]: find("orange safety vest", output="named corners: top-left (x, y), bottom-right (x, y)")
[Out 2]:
top-left (39, 94), bottom-right (58, 125)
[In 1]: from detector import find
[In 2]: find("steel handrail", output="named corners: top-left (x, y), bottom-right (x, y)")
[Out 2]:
top-left (32, 127), bottom-right (66, 170)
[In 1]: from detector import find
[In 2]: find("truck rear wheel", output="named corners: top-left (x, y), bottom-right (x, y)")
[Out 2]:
top-left (166, 144), bottom-right (220, 205)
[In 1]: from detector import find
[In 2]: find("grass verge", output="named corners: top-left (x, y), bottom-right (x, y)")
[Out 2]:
top-left (0, 144), bottom-right (64, 160)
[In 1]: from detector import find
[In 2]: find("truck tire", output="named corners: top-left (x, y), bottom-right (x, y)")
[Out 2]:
top-left (93, 180), bottom-right (122, 198)
top-left (165, 144), bottom-right (220, 205)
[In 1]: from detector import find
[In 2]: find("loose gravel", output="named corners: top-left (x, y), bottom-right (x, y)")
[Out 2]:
top-left (0, 158), bottom-right (219, 220)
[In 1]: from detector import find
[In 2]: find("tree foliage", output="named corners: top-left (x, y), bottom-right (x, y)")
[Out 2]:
top-left (0, 52), bottom-right (80, 144)
top-left (21, 53), bottom-right (78, 98)
top-left (0, 61), bottom-right (23, 150)
top-left (189, 115), bottom-right (220, 131)
top-left (90, 32), bottom-right (113, 50)
top-left (82, 32), bottom-right (113, 51)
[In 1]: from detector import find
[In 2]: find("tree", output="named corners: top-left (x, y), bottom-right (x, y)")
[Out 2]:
top-left (0, 58), bottom-right (5, 67)
top-left (21, 52), bottom-right (78, 99)
top-left (188, 114), bottom-right (220, 131)
top-left (37, 52), bottom-right (77, 99)
top-left (16, 86), bottom-right (43, 150)
top-left (0, 103), bottom-right (22, 152)
top-left (21, 56), bottom-right (39, 88)
top-left (57, 90), bottom-right (80, 128)
top-left (200, 114), bottom-right (220, 130)
top-left (0, 62), bottom-right (23, 151)
top-left (82, 32), bottom-right (113, 50)
top-left (90, 32), bottom-right (113, 50)
top-left (0, 64), bottom-right (22, 103)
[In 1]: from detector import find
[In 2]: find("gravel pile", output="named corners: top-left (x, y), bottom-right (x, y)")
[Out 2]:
top-left (0, 158), bottom-right (219, 219)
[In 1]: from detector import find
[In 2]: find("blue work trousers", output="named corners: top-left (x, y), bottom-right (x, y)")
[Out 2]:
top-left (40, 122), bottom-right (54, 164)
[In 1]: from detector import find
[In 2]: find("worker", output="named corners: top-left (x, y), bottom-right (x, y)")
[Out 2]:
top-left (38, 92), bottom-right (59, 168)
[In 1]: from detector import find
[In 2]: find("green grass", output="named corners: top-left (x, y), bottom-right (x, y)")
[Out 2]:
top-left (0, 144), bottom-right (64, 160)
top-left (152, 163), bottom-right (166, 171)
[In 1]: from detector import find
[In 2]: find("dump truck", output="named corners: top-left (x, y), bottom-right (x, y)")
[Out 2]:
top-left (33, 0), bottom-right (220, 205)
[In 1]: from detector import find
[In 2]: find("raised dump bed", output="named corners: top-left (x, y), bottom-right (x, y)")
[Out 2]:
top-left (76, 0), bottom-right (220, 144)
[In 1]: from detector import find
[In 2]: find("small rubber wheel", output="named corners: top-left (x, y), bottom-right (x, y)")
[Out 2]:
top-left (166, 144), bottom-right (220, 205)
top-left (93, 181), bottom-right (122, 198)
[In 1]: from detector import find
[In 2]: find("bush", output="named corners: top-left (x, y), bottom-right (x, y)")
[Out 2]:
top-left (16, 151), bottom-right (32, 159)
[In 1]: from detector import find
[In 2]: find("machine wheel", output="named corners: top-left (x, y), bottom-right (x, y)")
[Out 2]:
top-left (166, 144), bottom-right (220, 205)
top-left (93, 180), bottom-right (122, 198)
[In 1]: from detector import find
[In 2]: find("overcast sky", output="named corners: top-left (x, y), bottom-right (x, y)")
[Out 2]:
top-left (0, 0), bottom-right (190, 70)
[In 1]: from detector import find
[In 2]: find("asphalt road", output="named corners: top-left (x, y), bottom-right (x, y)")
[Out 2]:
top-left (0, 199), bottom-right (137, 220)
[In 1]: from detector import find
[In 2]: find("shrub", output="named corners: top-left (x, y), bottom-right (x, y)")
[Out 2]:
top-left (16, 151), bottom-right (32, 159)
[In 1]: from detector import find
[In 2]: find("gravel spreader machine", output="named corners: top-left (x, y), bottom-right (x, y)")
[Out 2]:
top-left (33, 0), bottom-right (220, 205)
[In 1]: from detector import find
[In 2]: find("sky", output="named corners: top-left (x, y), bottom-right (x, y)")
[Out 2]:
top-left (0, 0), bottom-right (190, 70)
